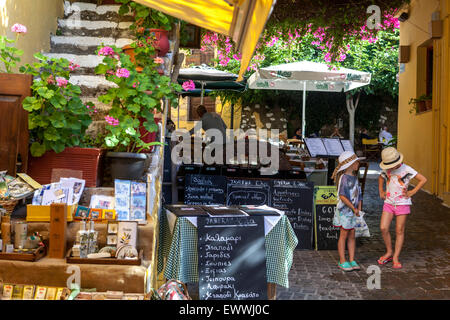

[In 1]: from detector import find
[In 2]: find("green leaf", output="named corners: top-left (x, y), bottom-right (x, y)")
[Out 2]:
top-left (51, 142), bottom-right (66, 153)
top-left (30, 142), bottom-right (47, 157)
top-left (105, 135), bottom-right (119, 147)
top-left (44, 128), bottom-right (60, 141)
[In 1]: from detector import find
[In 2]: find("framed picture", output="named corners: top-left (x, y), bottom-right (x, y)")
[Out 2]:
top-left (181, 24), bottom-right (201, 49)
top-left (102, 209), bottom-right (116, 221)
top-left (107, 221), bottom-right (119, 234)
top-left (74, 206), bottom-right (90, 220)
top-left (107, 235), bottom-right (118, 246)
top-left (89, 208), bottom-right (103, 221)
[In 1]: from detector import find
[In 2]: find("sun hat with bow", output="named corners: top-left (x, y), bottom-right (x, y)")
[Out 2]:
top-left (331, 151), bottom-right (363, 180)
top-left (379, 147), bottom-right (404, 170)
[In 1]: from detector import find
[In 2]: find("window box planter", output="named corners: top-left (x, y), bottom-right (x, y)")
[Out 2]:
top-left (27, 147), bottom-right (105, 187)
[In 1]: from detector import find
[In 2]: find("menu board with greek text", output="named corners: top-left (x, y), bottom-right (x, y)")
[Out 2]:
top-left (198, 216), bottom-right (268, 300)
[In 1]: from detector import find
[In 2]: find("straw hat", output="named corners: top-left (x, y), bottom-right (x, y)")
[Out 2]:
top-left (380, 147), bottom-right (403, 170)
top-left (331, 151), bottom-right (363, 180)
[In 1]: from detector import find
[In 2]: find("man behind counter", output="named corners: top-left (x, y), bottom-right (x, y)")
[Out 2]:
top-left (189, 105), bottom-right (228, 143)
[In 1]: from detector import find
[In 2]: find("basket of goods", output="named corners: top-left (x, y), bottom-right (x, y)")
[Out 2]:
top-left (0, 198), bottom-right (18, 216)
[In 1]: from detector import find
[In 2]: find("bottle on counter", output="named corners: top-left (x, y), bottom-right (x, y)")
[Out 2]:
top-left (87, 220), bottom-right (98, 254)
top-left (77, 220), bottom-right (89, 258)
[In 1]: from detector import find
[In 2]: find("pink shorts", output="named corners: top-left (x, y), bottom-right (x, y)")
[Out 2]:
top-left (383, 203), bottom-right (410, 216)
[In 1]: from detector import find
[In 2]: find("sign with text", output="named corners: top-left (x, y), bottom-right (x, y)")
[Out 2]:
top-left (226, 178), bottom-right (271, 206)
top-left (314, 186), bottom-right (339, 250)
top-left (198, 216), bottom-right (268, 300)
top-left (272, 180), bottom-right (315, 250)
top-left (184, 174), bottom-right (227, 205)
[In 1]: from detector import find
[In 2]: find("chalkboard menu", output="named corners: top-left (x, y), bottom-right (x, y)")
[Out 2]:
top-left (226, 178), bottom-right (271, 206)
top-left (272, 180), bottom-right (315, 250)
top-left (314, 186), bottom-right (339, 250)
top-left (198, 216), bottom-right (268, 300)
top-left (184, 174), bottom-right (227, 205)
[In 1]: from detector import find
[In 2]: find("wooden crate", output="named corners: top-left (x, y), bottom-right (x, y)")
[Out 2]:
top-left (0, 246), bottom-right (46, 262)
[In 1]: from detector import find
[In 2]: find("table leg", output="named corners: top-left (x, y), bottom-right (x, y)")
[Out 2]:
top-left (267, 283), bottom-right (277, 300)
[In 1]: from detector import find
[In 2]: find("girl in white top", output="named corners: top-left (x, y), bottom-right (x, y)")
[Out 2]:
top-left (378, 147), bottom-right (427, 269)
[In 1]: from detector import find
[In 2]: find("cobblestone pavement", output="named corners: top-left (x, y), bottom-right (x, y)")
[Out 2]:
top-left (277, 178), bottom-right (450, 300)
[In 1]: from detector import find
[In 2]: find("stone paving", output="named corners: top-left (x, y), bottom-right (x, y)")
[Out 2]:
top-left (277, 177), bottom-right (450, 300)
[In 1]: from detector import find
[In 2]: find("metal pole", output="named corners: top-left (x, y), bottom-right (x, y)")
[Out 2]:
top-left (302, 82), bottom-right (306, 138)
top-left (200, 81), bottom-right (205, 105)
top-left (230, 104), bottom-right (234, 129)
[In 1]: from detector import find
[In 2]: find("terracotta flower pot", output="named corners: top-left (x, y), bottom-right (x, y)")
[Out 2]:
top-left (149, 29), bottom-right (170, 57)
top-left (122, 45), bottom-right (143, 73)
top-left (139, 117), bottom-right (161, 153)
top-left (417, 101), bottom-right (427, 113)
top-left (27, 147), bottom-right (105, 187)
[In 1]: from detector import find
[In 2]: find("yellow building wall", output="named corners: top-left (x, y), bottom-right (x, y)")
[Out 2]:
top-left (398, 0), bottom-right (440, 195)
top-left (0, 0), bottom-right (64, 72)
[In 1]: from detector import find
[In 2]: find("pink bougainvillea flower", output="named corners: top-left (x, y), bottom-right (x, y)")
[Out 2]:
top-left (98, 46), bottom-right (115, 56)
top-left (182, 80), bottom-right (196, 91)
top-left (105, 116), bottom-right (119, 126)
top-left (116, 68), bottom-right (130, 78)
top-left (56, 77), bottom-right (68, 87)
top-left (154, 57), bottom-right (164, 64)
top-left (11, 23), bottom-right (27, 34)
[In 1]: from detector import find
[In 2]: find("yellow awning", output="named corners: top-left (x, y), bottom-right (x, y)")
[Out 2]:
top-left (132, 0), bottom-right (276, 81)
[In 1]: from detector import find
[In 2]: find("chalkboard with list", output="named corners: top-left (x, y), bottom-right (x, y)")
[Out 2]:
top-left (197, 216), bottom-right (268, 300)
top-left (272, 180), bottom-right (315, 250)
top-left (184, 174), bottom-right (227, 205)
top-left (314, 186), bottom-right (340, 250)
top-left (226, 178), bottom-right (271, 206)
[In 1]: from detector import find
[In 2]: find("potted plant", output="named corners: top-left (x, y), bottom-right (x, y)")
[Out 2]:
top-left (409, 94), bottom-right (432, 114)
top-left (116, 0), bottom-right (174, 57)
top-left (95, 44), bottom-right (180, 180)
top-left (20, 54), bottom-right (104, 187)
top-left (0, 23), bottom-right (33, 174)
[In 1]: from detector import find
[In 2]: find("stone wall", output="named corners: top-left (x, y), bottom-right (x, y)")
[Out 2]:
top-left (240, 103), bottom-right (288, 137)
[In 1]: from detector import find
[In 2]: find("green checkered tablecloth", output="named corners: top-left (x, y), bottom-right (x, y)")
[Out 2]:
top-left (157, 212), bottom-right (298, 288)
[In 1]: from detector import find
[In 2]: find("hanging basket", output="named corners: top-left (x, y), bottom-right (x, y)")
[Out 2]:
top-left (0, 199), bottom-right (18, 215)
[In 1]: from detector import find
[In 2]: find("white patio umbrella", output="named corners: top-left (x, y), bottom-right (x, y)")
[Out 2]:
top-left (248, 61), bottom-right (372, 145)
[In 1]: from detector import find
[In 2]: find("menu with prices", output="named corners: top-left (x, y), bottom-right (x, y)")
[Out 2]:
top-left (322, 138), bottom-right (345, 157)
top-left (304, 138), bottom-right (328, 157)
top-left (197, 216), bottom-right (268, 300)
top-left (340, 140), bottom-right (355, 153)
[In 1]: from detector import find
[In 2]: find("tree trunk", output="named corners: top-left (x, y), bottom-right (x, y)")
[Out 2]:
top-left (346, 91), bottom-right (361, 147)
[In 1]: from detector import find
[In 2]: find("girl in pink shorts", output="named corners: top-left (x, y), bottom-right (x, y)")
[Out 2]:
top-left (378, 147), bottom-right (427, 269)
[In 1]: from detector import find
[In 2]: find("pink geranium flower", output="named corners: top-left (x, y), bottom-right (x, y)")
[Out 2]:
top-left (154, 57), bottom-right (164, 64)
top-left (105, 116), bottom-right (119, 126)
top-left (56, 77), bottom-right (68, 87)
top-left (116, 68), bottom-right (130, 78)
top-left (98, 46), bottom-right (115, 56)
top-left (182, 80), bottom-right (195, 91)
top-left (69, 61), bottom-right (80, 71)
top-left (11, 23), bottom-right (27, 34)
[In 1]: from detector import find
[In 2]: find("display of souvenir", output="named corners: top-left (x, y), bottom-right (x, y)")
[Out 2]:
top-left (2, 284), bottom-right (13, 300)
top-left (89, 195), bottom-right (115, 210)
top-left (102, 209), bottom-right (116, 221)
top-left (107, 221), bottom-right (119, 234)
top-left (74, 206), bottom-right (90, 220)
top-left (88, 208), bottom-right (103, 221)
top-left (130, 181), bottom-right (146, 221)
top-left (115, 180), bottom-right (131, 221)
top-left (115, 245), bottom-right (138, 260)
top-left (117, 221), bottom-right (137, 249)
